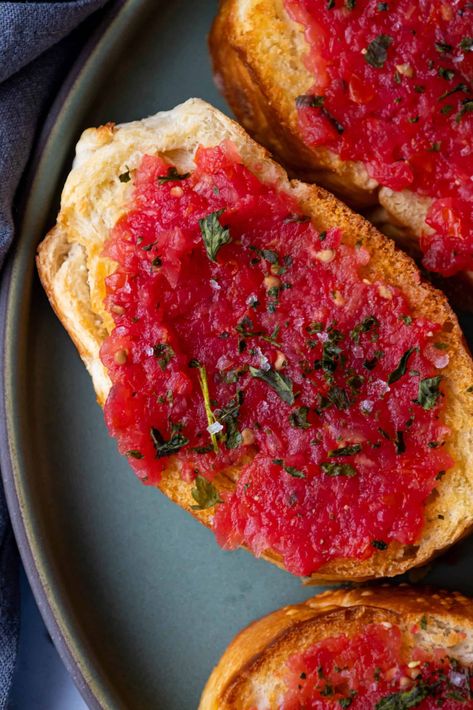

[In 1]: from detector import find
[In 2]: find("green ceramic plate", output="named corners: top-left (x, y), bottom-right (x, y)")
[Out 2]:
top-left (2, 0), bottom-right (473, 708)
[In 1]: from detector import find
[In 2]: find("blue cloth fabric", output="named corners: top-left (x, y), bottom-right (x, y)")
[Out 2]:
top-left (0, 2), bottom-right (113, 706)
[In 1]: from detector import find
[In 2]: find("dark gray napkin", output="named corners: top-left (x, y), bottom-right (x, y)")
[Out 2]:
top-left (0, 2), bottom-right (114, 706)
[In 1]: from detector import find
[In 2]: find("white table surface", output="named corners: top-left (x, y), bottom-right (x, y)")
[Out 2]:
top-left (9, 568), bottom-right (88, 710)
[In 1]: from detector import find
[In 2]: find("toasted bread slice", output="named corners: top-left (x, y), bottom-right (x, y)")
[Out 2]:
top-left (37, 99), bottom-right (473, 583)
top-left (199, 585), bottom-right (473, 709)
top-left (209, 0), bottom-right (473, 292)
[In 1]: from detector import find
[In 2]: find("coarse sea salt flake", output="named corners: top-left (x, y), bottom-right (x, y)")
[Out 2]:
top-left (207, 421), bottom-right (223, 435)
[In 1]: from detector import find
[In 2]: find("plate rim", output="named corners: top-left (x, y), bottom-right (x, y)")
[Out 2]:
top-left (0, 1), bottom-right (154, 707)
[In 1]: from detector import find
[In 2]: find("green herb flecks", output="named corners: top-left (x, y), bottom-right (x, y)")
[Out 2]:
top-left (375, 682), bottom-right (429, 709)
top-left (415, 376), bottom-right (442, 410)
top-left (126, 450), bottom-right (144, 459)
top-left (388, 347), bottom-right (416, 385)
top-left (394, 430), bottom-right (406, 454)
top-left (153, 342), bottom-right (175, 370)
top-left (190, 475), bottom-right (222, 510)
top-left (351, 315), bottom-right (379, 344)
top-left (456, 99), bottom-right (473, 123)
top-left (372, 539), bottom-right (388, 550)
top-left (150, 423), bottom-right (189, 458)
top-left (460, 37), bottom-right (473, 52)
top-left (157, 166), bottom-right (190, 184)
top-left (435, 41), bottom-right (453, 53)
top-left (119, 167), bottom-right (131, 183)
top-left (284, 465), bottom-right (305, 479)
top-left (215, 391), bottom-right (243, 449)
top-left (328, 444), bottom-right (362, 457)
top-left (289, 406), bottom-right (311, 429)
top-left (199, 209), bottom-right (231, 262)
top-left (249, 366), bottom-right (295, 405)
top-left (321, 462), bottom-right (357, 477)
top-left (438, 66), bottom-right (455, 81)
top-left (365, 35), bottom-right (393, 68)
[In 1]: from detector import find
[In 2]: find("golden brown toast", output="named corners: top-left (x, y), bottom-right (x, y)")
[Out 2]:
top-left (199, 586), bottom-right (473, 709)
top-left (209, 0), bottom-right (473, 299)
top-left (37, 99), bottom-right (473, 583)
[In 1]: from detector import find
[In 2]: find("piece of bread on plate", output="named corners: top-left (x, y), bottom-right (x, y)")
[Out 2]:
top-left (37, 98), bottom-right (473, 583)
top-left (209, 0), bottom-right (473, 291)
top-left (199, 585), bottom-right (473, 709)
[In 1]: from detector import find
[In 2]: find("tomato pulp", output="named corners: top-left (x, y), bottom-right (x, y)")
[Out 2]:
top-left (101, 143), bottom-right (452, 576)
top-left (285, 0), bottom-right (473, 276)
top-left (282, 623), bottom-right (473, 708)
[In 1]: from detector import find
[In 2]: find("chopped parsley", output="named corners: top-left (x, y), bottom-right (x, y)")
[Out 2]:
top-left (157, 166), bottom-right (190, 184)
top-left (394, 430), bottom-right (406, 454)
top-left (289, 406), bottom-right (311, 429)
top-left (216, 392), bottom-right (243, 449)
top-left (284, 465), bottom-right (305, 478)
top-left (388, 347), bottom-right (416, 385)
top-left (365, 35), bottom-right (393, 68)
top-left (456, 99), bottom-right (473, 124)
top-left (150, 423), bottom-right (189, 458)
top-left (377, 2), bottom-right (388, 9)
top-left (375, 682), bottom-right (429, 709)
top-left (126, 450), bottom-right (143, 459)
top-left (199, 209), bottom-right (231, 262)
top-left (190, 475), bottom-right (222, 510)
top-left (415, 376), bottom-right (442, 410)
top-left (435, 41), bottom-right (453, 53)
top-left (328, 444), bottom-right (362, 457)
top-left (321, 462), bottom-right (357, 477)
top-left (371, 539), bottom-right (388, 550)
top-left (460, 37), bottom-right (473, 52)
top-left (420, 614), bottom-right (428, 630)
top-left (153, 342), bottom-right (175, 370)
top-left (119, 167), bottom-right (131, 183)
top-left (351, 315), bottom-right (379, 343)
top-left (438, 67), bottom-right (455, 81)
top-left (249, 366), bottom-right (295, 404)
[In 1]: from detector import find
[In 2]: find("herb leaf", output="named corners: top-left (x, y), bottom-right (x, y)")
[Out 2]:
top-left (150, 424), bottom-right (189, 458)
top-left (365, 35), bottom-right (393, 68)
top-left (388, 347), bottom-right (416, 385)
top-left (190, 475), bottom-right (222, 510)
top-left (415, 376), bottom-right (442, 410)
top-left (321, 462), bottom-right (357, 477)
top-left (351, 315), bottom-right (379, 343)
top-left (328, 444), bottom-right (362, 457)
top-left (216, 392), bottom-right (243, 449)
top-left (158, 166), bottom-right (190, 184)
top-left (289, 406), bottom-right (311, 429)
top-left (375, 682), bottom-right (429, 709)
top-left (119, 168), bottom-right (131, 183)
top-left (372, 539), bottom-right (388, 550)
top-left (249, 366), bottom-right (295, 404)
top-left (199, 209), bottom-right (231, 262)
top-left (153, 342), bottom-right (175, 370)
top-left (126, 450), bottom-right (143, 459)
top-left (284, 465), bottom-right (305, 478)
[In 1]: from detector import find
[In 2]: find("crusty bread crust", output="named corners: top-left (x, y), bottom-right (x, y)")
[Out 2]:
top-left (37, 98), bottom-right (473, 582)
top-left (209, 0), bottom-right (472, 291)
top-left (199, 585), bottom-right (473, 709)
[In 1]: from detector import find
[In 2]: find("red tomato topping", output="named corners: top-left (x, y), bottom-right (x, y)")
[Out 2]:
top-left (282, 623), bottom-right (473, 708)
top-left (284, 0), bottom-right (473, 277)
top-left (101, 144), bottom-right (452, 576)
